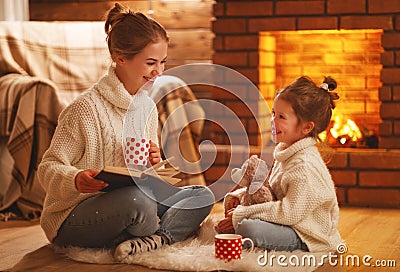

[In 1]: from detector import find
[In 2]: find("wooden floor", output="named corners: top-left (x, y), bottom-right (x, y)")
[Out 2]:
top-left (0, 204), bottom-right (399, 272)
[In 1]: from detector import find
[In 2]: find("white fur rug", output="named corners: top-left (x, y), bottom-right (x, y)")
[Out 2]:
top-left (55, 217), bottom-right (326, 271)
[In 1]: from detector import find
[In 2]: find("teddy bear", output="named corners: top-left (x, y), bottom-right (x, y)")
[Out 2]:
top-left (231, 155), bottom-right (276, 206)
top-left (214, 155), bottom-right (276, 234)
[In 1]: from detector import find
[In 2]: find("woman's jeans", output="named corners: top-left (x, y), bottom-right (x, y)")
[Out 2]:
top-left (236, 219), bottom-right (308, 252)
top-left (54, 178), bottom-right (215, 248)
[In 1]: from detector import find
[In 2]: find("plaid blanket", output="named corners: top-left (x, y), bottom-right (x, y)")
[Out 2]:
top-left (0, 21), bottom-right (109, 219)
top-left (152, 76), bottom-right (206, 186)
top-left (0, 73), bottom-right (65, 219)
top-left (0, 21), bottom-right (109, 105)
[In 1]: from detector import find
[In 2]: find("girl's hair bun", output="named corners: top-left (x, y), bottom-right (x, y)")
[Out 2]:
top-left (323, 76), bottom-right (337, 91)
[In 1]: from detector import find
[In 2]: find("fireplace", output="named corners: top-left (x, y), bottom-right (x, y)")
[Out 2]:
top-left (259, 29), bottom-right (382, 148)
top-left (201, 0), bottom-right (400, 208)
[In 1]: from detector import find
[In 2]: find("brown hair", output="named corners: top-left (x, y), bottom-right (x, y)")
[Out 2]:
top-left (104, 3), bottom-right (169, 61)
top-left (275, 76), bottom-right (340, 140)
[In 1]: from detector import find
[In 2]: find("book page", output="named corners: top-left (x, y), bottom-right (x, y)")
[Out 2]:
top-left (98, 163), bottom-right (181, 187)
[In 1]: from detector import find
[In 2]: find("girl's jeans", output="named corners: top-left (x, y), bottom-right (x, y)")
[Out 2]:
top-left (54, 178), bottom-right (215, 248)
top-left (236, 219), bottom-right (309, 251)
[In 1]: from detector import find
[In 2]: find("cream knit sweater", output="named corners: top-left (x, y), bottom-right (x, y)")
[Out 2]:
top-left (38, 66), bottom-right (159, 242)
top-left (224, 137), bottom-right (342, 252)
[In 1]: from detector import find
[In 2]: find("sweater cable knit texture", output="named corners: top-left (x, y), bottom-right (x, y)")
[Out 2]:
top-left (38, 66), bottom-right (159, 242)
top-left (224, 137), bottom-right (342, 252)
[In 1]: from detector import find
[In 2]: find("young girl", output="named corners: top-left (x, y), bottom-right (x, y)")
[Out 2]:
top-left (216, 76), bottom-right (342, 252)
top-left (38, 3), bottom-right (214, 262)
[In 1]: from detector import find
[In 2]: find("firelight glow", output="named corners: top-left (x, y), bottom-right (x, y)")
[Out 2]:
top-left (330, 115), bottom-right (363, 143)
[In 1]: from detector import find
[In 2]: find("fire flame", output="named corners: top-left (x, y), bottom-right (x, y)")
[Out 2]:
top-left (329, 115), bottom-right (363, 145)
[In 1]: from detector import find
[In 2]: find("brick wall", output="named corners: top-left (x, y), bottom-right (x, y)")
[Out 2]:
top-left (330, 149), bottom-right (400, 208)
top-left (201, 145), bottom-right (400, 208)
top-left (212, 0), bottom-right (400, 149)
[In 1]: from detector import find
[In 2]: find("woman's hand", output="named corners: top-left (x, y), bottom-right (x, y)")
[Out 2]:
top-left (148, 140), bottom-right (161, 165)
top-left (75, 169), bottom-right (108, 193)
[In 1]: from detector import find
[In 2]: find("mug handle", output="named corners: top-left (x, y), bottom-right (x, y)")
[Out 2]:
top-left (242, 238), bottom-right (254, 251)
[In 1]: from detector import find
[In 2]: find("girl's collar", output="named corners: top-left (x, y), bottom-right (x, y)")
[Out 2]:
top-left (274, 137), bottom-right (317, 162)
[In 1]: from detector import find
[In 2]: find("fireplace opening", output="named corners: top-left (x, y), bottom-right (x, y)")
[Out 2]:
top-left (259, 29), bottom-right (383, 148)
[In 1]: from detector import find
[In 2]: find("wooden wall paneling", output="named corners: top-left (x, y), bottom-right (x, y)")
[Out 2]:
top-left (29, 0), bottom-right (213, 29)
top-left (29, 0), bottom-right (214, 66)
top-left (29, 2), bottom-right (114, 21)
top-left (167, 29), bottom-right (213, 67)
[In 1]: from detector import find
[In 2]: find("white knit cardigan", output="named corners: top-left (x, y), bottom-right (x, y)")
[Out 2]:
top-left (38, 66), bottom-right (159, 242)
top-left (224, 137), bottom-right (343, 252)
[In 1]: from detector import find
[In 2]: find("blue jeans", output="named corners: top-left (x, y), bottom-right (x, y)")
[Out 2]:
top-left (54, 179), bottom-right (215, 248)
top-left (236, 219), bottom-right (308, 252)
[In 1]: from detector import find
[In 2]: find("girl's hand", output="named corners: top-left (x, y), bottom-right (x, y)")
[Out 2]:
top-left (216, 209), bottom-right (235, 234)
top-left (75, 169), bottom-right (108, 193)
top-left (225, 197), bottom-right (240, 216)
top-left (148, 140), bottom-right (161, 165)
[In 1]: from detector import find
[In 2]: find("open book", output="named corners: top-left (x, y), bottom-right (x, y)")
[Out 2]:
top-left (95, 160), bottom-right (181, 192)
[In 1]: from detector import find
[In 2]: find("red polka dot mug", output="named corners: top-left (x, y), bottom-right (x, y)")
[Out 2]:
top-left (124, 137), bottom-right (150, 166)
top-left (215, 234), bottom-right (254, 262)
